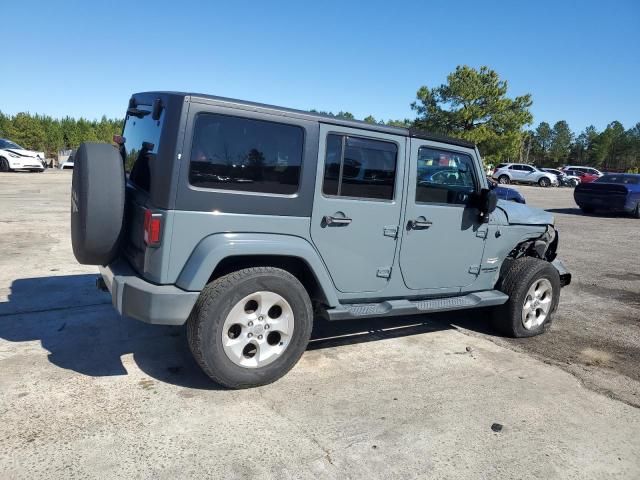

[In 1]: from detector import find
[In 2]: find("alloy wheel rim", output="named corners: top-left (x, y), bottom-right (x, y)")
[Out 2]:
top-left (521, 278), bottom-right (553, 330)
top-left (221, 291), bottom-right (294, 368)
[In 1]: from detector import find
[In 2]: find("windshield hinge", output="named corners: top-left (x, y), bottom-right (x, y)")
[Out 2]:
top-left (376, 267), bottom-right (392, 279)
top-left (383, 225), bottom-right (399, 238)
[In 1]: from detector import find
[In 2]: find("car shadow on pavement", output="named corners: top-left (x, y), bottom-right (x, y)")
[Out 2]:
top-left (545, 208), bottom-right (588, 216)
top-left (0, 274), bottom-right (498, 390)
top-left (546, 207), bottom-right (631, 218)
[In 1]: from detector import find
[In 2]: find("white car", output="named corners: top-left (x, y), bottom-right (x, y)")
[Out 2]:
top-left (541, 168), bottom-right (581, 187)
top-left (59, 159), bottom-right (75, 170)
top-left (491, 162), bottom-right (558, 187)
top-left (0, 139), bottom-right (45, 172)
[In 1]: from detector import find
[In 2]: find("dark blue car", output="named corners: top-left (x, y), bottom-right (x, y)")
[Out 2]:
top-left (574, 174), bottom-right (640, 218)
top-left (488, 180), bottom-right (526, 204)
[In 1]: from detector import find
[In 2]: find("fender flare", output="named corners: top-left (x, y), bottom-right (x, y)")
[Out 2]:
top-left (175, 233), bottom-right (340, 307)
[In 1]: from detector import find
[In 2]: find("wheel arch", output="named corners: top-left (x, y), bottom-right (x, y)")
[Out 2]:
top-left (176, 233), bottom-right (339, 307)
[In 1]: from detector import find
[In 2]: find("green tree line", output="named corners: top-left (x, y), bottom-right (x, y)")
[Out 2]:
top-left (1, 65), bottom-right (638, 171)
top-left (0, 112), bottom-right (122, 158)
top-left (313, 65), bottom-right (639, 172)
top-left (522, 120), bottom-right (640, 172)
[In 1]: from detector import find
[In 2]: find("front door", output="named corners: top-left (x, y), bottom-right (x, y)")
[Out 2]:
top-left (311, 124), bottom-right (405, 293)
top-left (399, 140), bottom-right (487, 290)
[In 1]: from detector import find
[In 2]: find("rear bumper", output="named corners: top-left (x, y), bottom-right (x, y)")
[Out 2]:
top-left (99, 258), bottom-right (199, 325)
top-left (552, 259), bottom-right (572, 287)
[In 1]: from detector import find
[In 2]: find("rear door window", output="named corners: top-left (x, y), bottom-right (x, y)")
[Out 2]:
top-left (322, 134), bottom-right (397, 200)
top-left (189, 113), bottom-right (304, 195)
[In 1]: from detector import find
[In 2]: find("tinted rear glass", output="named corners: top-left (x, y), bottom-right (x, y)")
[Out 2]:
top-left (189, 114), bottom-right (303, 195)
top-left (122, 105), bottom-right (164, 192)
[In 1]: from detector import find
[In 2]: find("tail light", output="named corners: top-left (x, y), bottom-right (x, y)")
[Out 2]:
top-left (143, 209), bottom-right (162, 246)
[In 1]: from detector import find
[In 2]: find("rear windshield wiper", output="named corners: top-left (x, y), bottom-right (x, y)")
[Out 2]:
top-left (126, 107), bottom-right (151, 118)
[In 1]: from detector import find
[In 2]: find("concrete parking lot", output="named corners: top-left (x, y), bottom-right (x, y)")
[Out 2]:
top-left (1, 171), bottom-right (639, 479)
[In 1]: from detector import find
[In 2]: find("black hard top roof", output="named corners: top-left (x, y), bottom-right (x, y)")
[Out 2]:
top-left (134, 91), bottom-right (477, 150)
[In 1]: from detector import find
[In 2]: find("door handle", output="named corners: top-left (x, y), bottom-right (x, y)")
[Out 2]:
top-left (323, 215), bottom-right (352, 226)
top-left (408, 218), bottom-right (432, 229)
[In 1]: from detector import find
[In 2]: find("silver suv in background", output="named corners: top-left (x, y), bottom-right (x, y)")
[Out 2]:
top-left (492, 163), bottom-right (558, 187)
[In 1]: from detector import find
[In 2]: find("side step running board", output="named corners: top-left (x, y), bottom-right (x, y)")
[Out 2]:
top-left (325, 290), bottom-right (509, 321)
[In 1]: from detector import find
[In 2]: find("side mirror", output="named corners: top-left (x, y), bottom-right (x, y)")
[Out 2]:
top-left (471, 188), bottom-right (498, 221)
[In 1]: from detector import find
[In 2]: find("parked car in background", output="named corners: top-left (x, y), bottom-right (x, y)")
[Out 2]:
top-left (489, 179), bottom-right (526, 204)
top-left (542, 168), bottom-right (580, 187)
top-left (492, 163), bottom-right (558, 187)
top-left (563, 165), bottom-right (603, 177)
top-left (563, 166), bottom-right (602, 183)
top-left (59, 154), bottom-right (75, 170)
top-left (574, 174), bottom-right (640, 217)
top-left (0, 139), bottom-right (45, 172)
top-left (563, 168), bottom-right (599, 183)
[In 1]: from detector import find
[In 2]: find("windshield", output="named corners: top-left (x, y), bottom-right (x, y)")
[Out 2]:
top-left (596, 175), bottom-right (639, 185)
top-left (0, 140), bottom-right (24, 150)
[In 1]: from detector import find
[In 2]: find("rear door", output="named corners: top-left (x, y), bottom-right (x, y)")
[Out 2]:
top-left (399, 140), bottom-right (487, 290)
top-left (310, 124), bottom-right (405, 293)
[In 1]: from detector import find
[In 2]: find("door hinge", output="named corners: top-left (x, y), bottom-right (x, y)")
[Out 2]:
top-left (468, 265), bottom-right (480, 275)
top-left (476, 229), bottom-right (488, 239)
top-left (376, 267), bottom-right (392, 278)
top-left (383, 225), bottom-right (399, 238)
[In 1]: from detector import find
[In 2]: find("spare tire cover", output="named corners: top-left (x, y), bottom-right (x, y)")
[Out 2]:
top-left (71, 142), bottom-right (125, 265)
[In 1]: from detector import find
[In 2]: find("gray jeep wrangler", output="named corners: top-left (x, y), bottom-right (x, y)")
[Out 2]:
top-left (71, 92), bottom-right (571, 388)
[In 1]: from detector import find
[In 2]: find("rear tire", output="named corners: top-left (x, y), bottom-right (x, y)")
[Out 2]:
top-left (633, 203), bottom-right (640, 219)
top-left (538, 177), bottom-right (551, 187)
top-left (187, 267), bottom-right (313, 389)
top-left (0, 157), bottom-right (11, 172)
top-left (498, 175), bottom-right (510, 185)
top-left (492, 257), bottom-right (560, 337)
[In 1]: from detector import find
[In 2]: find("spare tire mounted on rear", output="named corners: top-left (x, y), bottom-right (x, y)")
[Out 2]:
top-left (71, 142), bottom-right (125, 266)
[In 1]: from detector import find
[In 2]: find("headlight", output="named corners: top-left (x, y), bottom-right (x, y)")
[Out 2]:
top-left (8, 152), bottom-right (20, 158)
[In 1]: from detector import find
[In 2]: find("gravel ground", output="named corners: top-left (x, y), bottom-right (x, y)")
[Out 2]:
top-left (0, 171), bottom-right (638, 479)
top-left (452, 184), bottom-right (640, 408)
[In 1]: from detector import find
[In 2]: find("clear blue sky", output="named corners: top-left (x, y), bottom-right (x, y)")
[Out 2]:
top-left (2, 0), bottom-right (638, 132)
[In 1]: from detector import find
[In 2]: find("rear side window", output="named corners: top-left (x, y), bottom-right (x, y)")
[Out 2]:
top-left (189, 114), bottom-right (303, 195)
top-left (322, 134), bottom-right (397, 200)
top-left (122, 105), bottom-right (164, 192)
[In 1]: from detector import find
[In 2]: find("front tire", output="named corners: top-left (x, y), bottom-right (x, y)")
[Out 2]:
top-left (538, 177), bottom-right (551, 187)
top-left (633, 203), bottom-right (640, 219)
top-left (0, 157), bottom-right (11, 172)
top-left (187, 267), bottom-right (313, 389)
top-left (492, 257), bottom-right (560, 337)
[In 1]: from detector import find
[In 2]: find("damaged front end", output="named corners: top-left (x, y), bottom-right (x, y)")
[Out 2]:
top-left (506, 226), bottom-right (572, 287)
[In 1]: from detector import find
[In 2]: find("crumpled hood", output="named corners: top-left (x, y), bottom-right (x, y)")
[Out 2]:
top-left (496, 200), bottom-right (554, 225)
